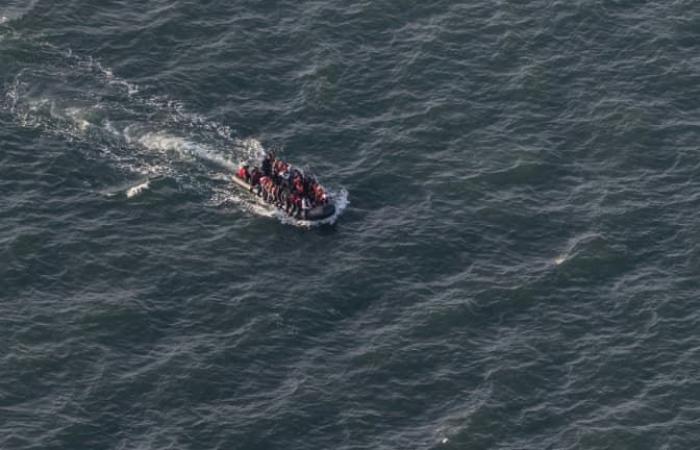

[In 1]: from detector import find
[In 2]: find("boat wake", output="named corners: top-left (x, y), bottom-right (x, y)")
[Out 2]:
top-left (1, 35), bottom-right (346, 227)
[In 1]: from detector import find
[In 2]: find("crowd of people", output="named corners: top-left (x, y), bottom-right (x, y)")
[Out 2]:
top-left (236, 152), bottom-right (328, 217)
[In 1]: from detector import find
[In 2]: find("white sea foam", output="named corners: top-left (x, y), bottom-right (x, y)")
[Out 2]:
top-left (136, 131), bottom-right (191, 155)
top-left (193, 146), bottom-right (237, 171)
top-left (235, 137), bottom-right (266, 163)
top-left (126, 180), bottom-right (150, 198)
top-left (209, 188), bottom-right (277, 218)
top-left (134, 131), bottom-right (237, 170)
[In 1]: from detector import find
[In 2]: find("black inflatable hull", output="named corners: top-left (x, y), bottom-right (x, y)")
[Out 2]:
top-left (232, 175), bottom-right (336, 222)
top-left (305, 203), bottom-right (336, 221)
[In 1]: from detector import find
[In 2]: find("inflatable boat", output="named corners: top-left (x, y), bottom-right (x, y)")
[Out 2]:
top-left (232, 172), bottom-right (336, 222)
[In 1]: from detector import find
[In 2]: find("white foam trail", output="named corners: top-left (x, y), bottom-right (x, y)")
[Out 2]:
top-left (209, 188), bottom-right (277, 218)
top-left (1, 16), bottom-right (8, 24)
top-left (193, 146), bottom-right (237, 171)
top-left (136, 131), bottom-right (190, 154)
top-left (135, 131), bottom-right (237, 170)
top-left (126, 180), bottom-right (150, 198)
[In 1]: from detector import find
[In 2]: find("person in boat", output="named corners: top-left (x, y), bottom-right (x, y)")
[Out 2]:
top-left (271, 182), bottom-right (280, 205)
top-left (259, 175), bottom-right (272, 201)
top-left (285, 192), bottom-right (294, 214)
top-left (314, 183), bottom-right (326, 205)
top-left (267, 179), bottom-right (277, 203)
top-left (303, 176), bottom-right (312, 198)
top-left (273, 159), bottom-right (283, 176)
top-left (261, 152), bottom-right (273, 177)
top-left (278, 161), bottom-right (291, 189)
top-left (293, 175), bottom-right (304, 195)
top-left (287, 192), bottom-right (300, 216)
top-left (300, 196), bottom-right (310, 219)
top-left (278, 188), bottom-right (288, 209)
top-left (239, 153), bottom-right (331, 217)
top-left (279, 171), bottom-right (290, 192)
top-left (271, 160), bottom-right (279, 184)
top-left (249, 167), bottom-right (262, 193)
top-left (237, 164), bottom-right (250, 182)
top-left (273, 184), bottom-right (282, 206)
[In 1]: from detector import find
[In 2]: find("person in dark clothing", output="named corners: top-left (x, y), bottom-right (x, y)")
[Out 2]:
top-left (261, 153), bottom-right (273, 177)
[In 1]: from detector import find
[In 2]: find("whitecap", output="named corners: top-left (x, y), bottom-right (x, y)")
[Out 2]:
top-left (126, 180), bottom-right (150, 198)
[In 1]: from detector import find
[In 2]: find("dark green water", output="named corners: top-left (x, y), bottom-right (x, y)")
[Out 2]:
top-left (2, 1), bottom-right (700, 449)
